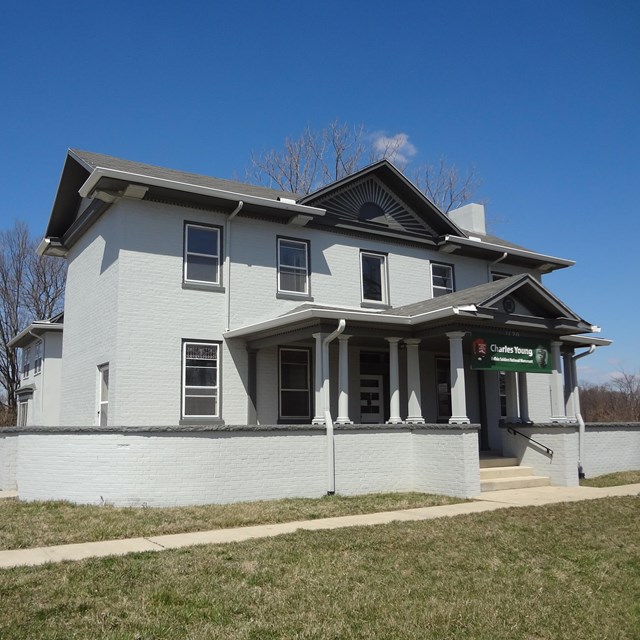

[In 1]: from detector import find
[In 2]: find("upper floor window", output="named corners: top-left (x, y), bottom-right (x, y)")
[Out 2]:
top-left (184, 223), bottom-right (221, 285)
top-left (361, 251), bottom-right (388, 304)
top-left (491, 271), bottom-right (510, 281)
top-left (277, 238), bottom-right (309, 295)
top-left (431, 263), bottom-right (454, 297)
top-left (34, 341), bottom-right (43, 375)
top-left (22, 346), bottom-right (31, 379)
top-left (182, 341), bottom-right (220, 419)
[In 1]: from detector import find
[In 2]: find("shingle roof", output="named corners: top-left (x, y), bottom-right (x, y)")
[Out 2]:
top-left (70, 149), bottom-right (302, 202)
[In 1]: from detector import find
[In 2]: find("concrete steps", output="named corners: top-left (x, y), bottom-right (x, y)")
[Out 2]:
top-left (480, 454), bottom-right (550, 492)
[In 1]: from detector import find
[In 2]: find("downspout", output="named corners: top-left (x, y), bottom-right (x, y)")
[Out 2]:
top-left (323, 319), bottom-right (346, 495)
top-left (224, 201), bottom-right (244, 332)
top-left (487, 251), bottom-right (508, 280)
top-left (571, 345), bottom-right (596, 479)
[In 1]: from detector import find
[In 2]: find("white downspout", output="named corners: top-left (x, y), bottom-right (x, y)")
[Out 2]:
top-left (487, 251), bottom-right (508, 280)
top-left (224, 201), bottom-right (244, 332)
top-left (571, 345), bottom-right (596, 478)
top-left (323, 319), bottom-right (346, 495)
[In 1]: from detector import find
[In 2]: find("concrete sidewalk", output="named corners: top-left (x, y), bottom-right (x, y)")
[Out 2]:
top-left (1, 484), bottom-right (638, 570)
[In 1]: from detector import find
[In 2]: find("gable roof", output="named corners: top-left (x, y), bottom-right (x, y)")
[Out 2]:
top-left (300, 160), bottom-right (466, 239)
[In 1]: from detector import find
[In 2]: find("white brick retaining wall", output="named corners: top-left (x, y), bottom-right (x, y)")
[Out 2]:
top-left (9, 424), bottom-right (479, 506)
top-left (583, 424), bottom-right (640, 478)
top-left (0, 431), bottom-right (17, 491)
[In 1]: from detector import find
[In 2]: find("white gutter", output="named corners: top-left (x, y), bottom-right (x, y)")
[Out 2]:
top-left (442, 234), bottom-right (575, 268)
top-left (570, 345), bottom-right (597, 478)
top-left (224, 201), bottom-right (243, 332)
top-left (77, 167), bottom-right (326, 218)
top-left (224, 305), bottom-right (472, 340)
top-left (323, 319), bottom-right (346, 495)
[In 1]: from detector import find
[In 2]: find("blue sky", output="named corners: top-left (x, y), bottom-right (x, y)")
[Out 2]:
top-left (1, 0), bottom-right (638, 383)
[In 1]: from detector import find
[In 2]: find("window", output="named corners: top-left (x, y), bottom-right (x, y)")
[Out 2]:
top-left (279, 348), bottom-right (311, 420)
top-left (431, 263), bottom-right (454, 297)
top-left (499, 371), bottom-right (507, 418)
top-left (491, 271), bottom-right (510, 281)
top-left (184, 223), bottom-right (221, 284)
top-left (361, 251), bottom-right (388, 303)
top-left (183, 342), bottom-right (219, 418)
top-left (34, 341), bottom-right (43, 375)
top-left (17, 400), bottom-right (28, 427)
top-left (435, 358), bottom-right (452, 421)
top-left (22, 346), bottom-right (31, 379)
top-left (277, 238), bottom-right (309, 294)
top-left (98, 364), bottom-right (109, 427)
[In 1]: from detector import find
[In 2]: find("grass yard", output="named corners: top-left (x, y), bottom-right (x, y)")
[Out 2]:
top-left (0, 492), bottom-right (464, 551)
top-left (581, 469), bottom-right (640, 487)
top-left (0, 497), bottom-right (638, 639)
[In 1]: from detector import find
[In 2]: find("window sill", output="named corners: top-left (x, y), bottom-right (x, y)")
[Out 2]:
top-left (276, 292), bottom-right (314, 302)
top-left (361, 301), bottom-right (391, 310)
top-left (182, 281), bottom-right (225, 293)
top-left (179, 417), bottom-right (225, 426)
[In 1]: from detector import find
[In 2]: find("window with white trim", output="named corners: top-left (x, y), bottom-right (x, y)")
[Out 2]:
top-left (184, 224), bottom-right (221, 284)
top-left (277, 238), bottom-right (309, 294)
top-left (431, 263), bottom-right (454, 297)
top-left (22, 346), bottom-right (31, 379)
top-left (182, 342), bottom-right (220, 418)
top-left (360, 251), bottom-right (388, 303)
top-left (17, 400), bottom-right (28, 427)
top-left (98, 364), bottom-right (109, 427)
top-left (34, 341), bottom-right (43, 375)
top-left (435, 358), bottom-right (452, 421)
top-left (279, 347), bottom-right (311, 420)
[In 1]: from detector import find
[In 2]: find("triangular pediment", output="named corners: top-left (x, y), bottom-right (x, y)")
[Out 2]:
top-left (300, 160), bottom-right (465, 240)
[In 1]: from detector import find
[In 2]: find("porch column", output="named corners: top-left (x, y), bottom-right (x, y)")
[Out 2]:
top-left (550, 341), bottom-right (568, 422)
top-left (446, 331), bottom-right (470, 424)
top-left (404, 338), bottom-right (424, 423)
top-left (386, 337), bottom-right (403, 424)
top-left (336, 334), bottom-right (352, 424)
top-left (517, 371), bottom-right (530, 422)
top-left (312, 332), bottom-right (325, 424)
top-left (504, 371), bottom-right (519, 422)
top-left (563, 351), bottom-right (576, 419)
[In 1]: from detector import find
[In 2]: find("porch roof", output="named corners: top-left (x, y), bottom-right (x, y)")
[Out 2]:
top-left (224, 275), bottom-right (602, 347)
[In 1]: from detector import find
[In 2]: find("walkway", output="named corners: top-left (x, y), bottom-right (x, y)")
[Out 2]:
top-left (1, 484), bottom-right (638, 570)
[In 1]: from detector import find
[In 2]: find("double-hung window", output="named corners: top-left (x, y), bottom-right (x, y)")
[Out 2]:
top-left (360, 251), bottom-right (388, 304)
top-left (277, 238), bottom-right (309, 295)
top-left (182, 341), bottom-right (220, 418)
top-left (431, 263), bottom-right (454, 297)
top-left (34, 341), bottom-right (43, 375)
top-left (184, 223), bottom-right (221, 285)
top-left (279, 347), bottom-right (311, 420)
top-left (22, 346), bottom-right (30, 379)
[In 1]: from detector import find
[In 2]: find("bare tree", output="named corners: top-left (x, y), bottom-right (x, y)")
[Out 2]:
top-left (0, 222), bottom-right (66, 423)
top-left (413, 157), bottom-right (482, 213)
top-left (580, 370), bottom-right (640, 422)
top-left (247, 122), bottom-right (480, 213)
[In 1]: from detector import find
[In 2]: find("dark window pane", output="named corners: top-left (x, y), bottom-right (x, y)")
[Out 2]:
top-left (279, 241), bottom-right (307, 269)
top-left (281, 364), bottom-right (308, 390)
top-left (281, 350), bottom-right (308, 365)
top-left (279, 268), bottom-right (307, 293)
top-left (186, 255), bottom-right (219, 283)
top-left (281, 390), bottom-right (309, 418)
top-left (187, 227), bottom-right (218, 256)
top-left (186, 366), bottom-right (217, 387)
top-left (185, 394), bottom-right (217, 416)
top-left (362, 254), bottom-right (383, 301)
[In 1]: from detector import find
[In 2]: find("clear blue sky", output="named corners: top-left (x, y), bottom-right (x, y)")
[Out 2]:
top-left (1, 0), bottom-right (638, 384)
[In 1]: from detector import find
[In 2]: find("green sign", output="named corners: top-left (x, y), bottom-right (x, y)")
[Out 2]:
top-left (469, 333), bottom-right (552, 373)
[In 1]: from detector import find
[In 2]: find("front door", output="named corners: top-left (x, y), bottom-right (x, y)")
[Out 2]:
top-left (360, 375), bottom-right (384, 423)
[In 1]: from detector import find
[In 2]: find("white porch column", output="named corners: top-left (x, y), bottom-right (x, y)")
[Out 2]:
top-left (386, 337), bottom-right (403, 424)
top-left (563, 351), bottom-right (576, 419)
top-left (550, 341), bottom-right (569, 422)
top-left (517, 371), bottom-right (530, 422)
top-left (336, 334), bottom-right (352, 424)
top-left (446, 331), bottom-right (470, 424)
top-left (312, 332), bottom-right (325, 424)
top-left (404, 338), bottom-right (424, 423)
top-left (505, 371), bottom-right (519, 422)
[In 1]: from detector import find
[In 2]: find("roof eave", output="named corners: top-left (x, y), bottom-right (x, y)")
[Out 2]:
top-left (8, 322), bottom-right (64, 348)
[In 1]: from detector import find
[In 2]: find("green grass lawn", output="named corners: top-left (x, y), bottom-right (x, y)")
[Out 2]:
top-left (0, 497), bottom-right (638, 639)
top-left (581, 470), bottom-right (640, 487)
top-left (0, 492), bottom-right (464, 551)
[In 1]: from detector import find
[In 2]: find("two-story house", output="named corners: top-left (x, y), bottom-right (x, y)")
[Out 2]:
top-left (3, 149), bottom-right (616, 506)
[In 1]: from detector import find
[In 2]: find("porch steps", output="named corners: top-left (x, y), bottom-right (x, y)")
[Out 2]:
top-left (479, 455), bottom-right (550, 492)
